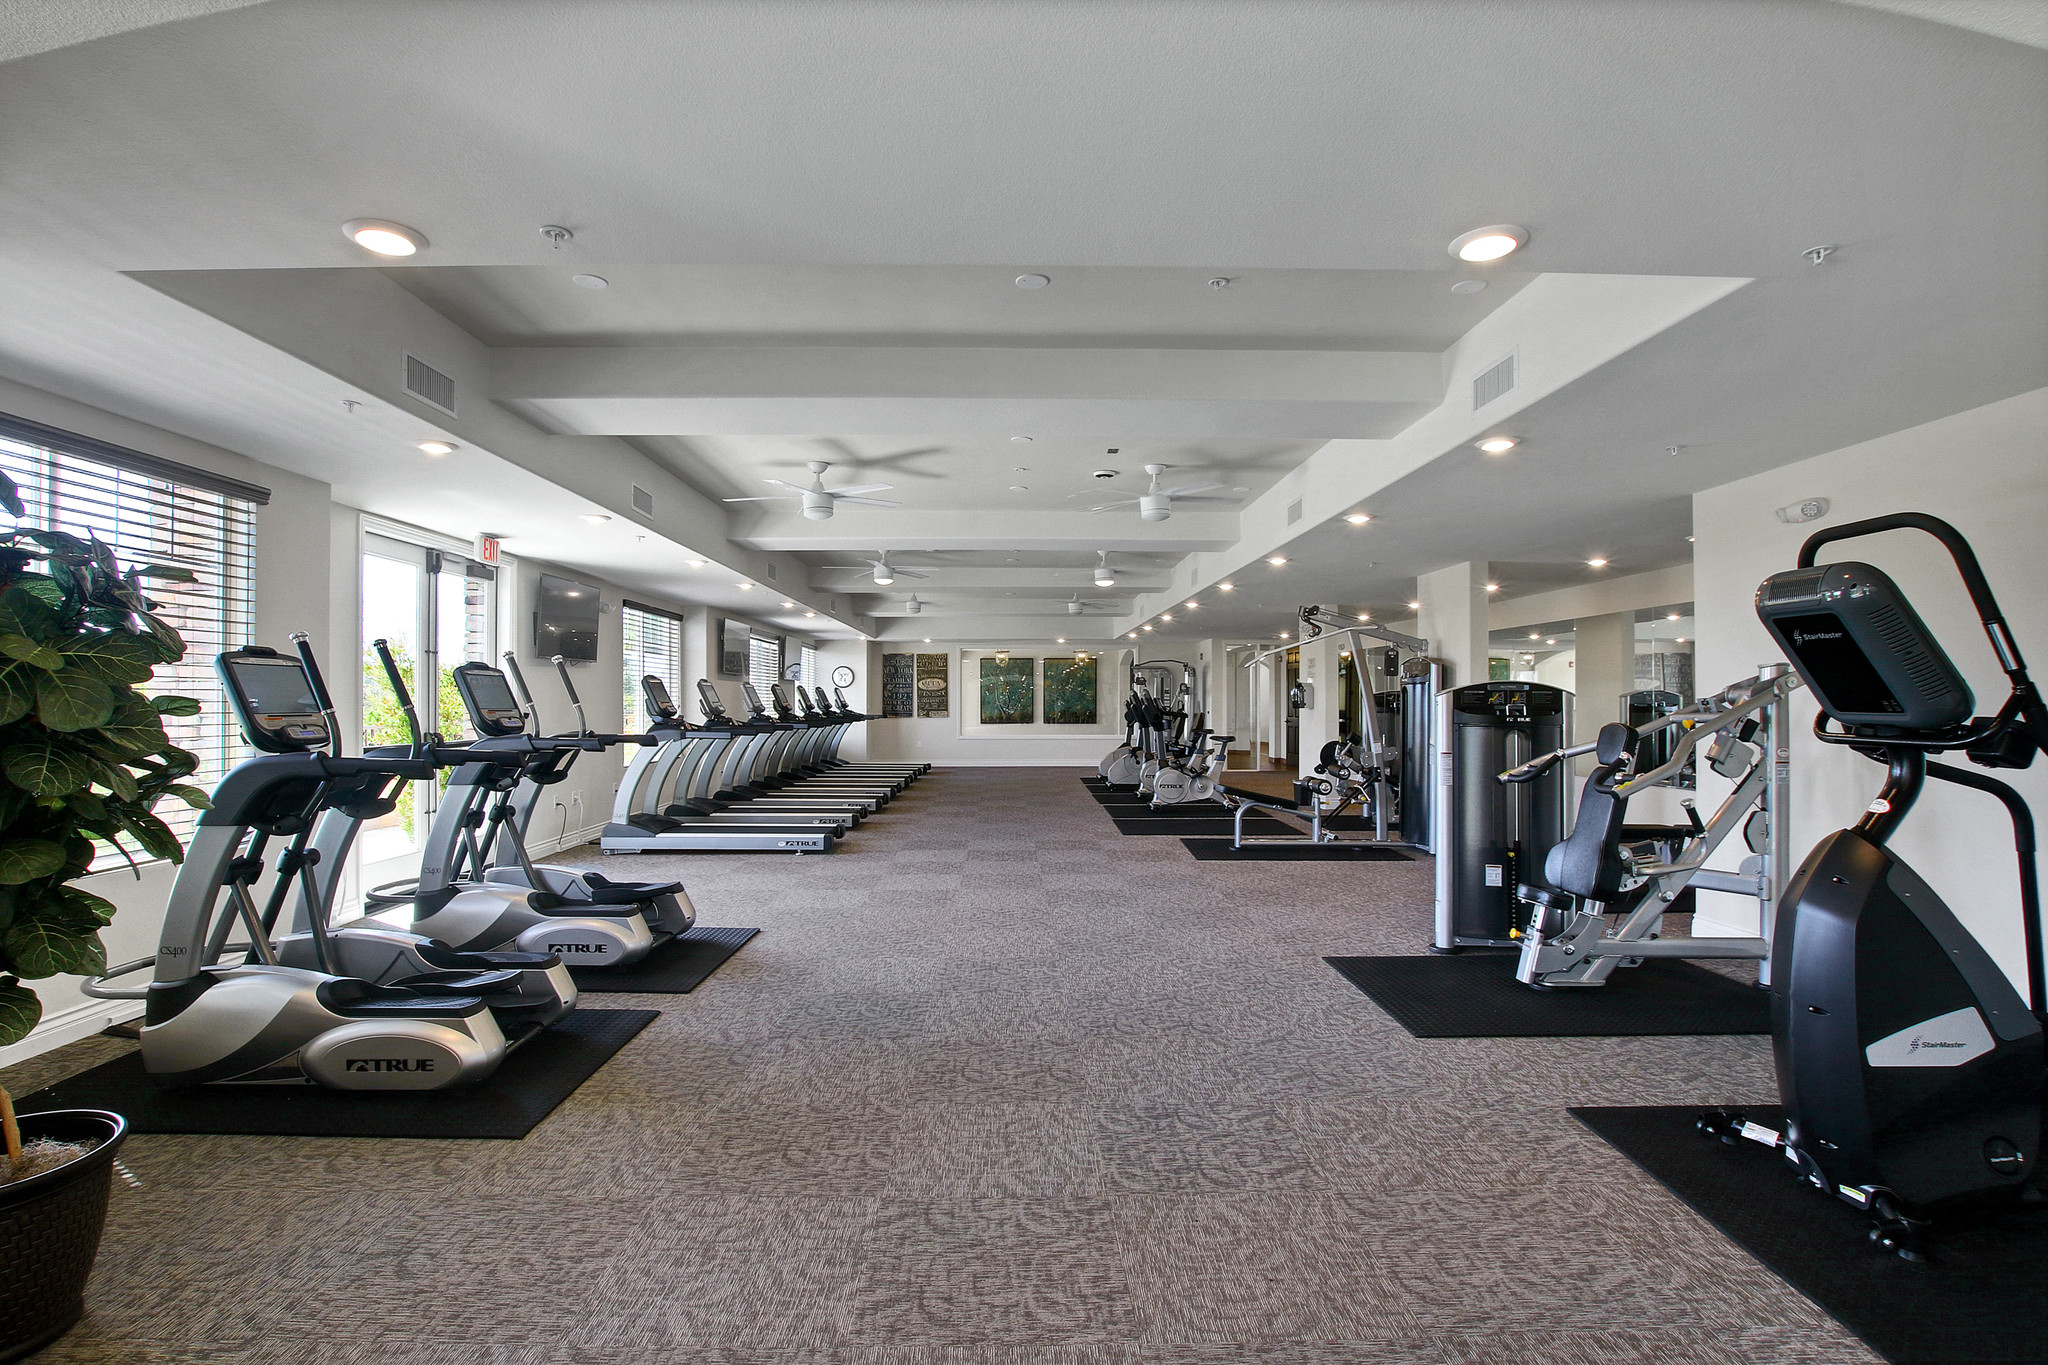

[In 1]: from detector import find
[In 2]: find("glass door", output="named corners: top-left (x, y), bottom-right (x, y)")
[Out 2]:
top-left (358, 534), bottom-right (495, 895)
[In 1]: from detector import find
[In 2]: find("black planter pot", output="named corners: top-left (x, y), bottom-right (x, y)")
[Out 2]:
top-left (0, 1109), bottom-right (127, 1363)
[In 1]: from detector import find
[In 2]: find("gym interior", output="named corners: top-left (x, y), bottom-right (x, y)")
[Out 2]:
top-left (0, 4), bottom-right (2043, 1363)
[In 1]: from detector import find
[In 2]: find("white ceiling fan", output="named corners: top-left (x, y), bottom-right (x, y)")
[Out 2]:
top-left (1066, 591), bottom-right (1117, 616)
top-left (723, 460), bottom-right (900, 521)
top-left (824, 551), bottom-right (940, 586)
top-left (1092, 551), bottom-right (1120, 587)
top-left (1088, 463), bottom-right (1241, 522)
top-left (902, 594), bottom-right (923, 615)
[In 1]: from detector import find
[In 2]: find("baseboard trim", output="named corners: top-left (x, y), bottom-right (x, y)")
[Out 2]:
top-left (0, 995), bottom-right (143, 1070)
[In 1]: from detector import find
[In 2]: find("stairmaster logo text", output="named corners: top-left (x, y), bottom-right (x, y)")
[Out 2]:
top-left (345, 1058), bottom-right (435, 1073)
top-left (1909, 1035), bottom-right (1969, 1053)
top-left (1790, 627), bottom-right (1844, 647)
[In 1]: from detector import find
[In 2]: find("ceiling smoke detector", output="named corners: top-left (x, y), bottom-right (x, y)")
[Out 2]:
top-left (1093, 470), bottom-right (1119, 480)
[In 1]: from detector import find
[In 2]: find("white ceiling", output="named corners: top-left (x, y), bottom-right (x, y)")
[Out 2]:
top-left (0, 0), bottom-right (2040, 650)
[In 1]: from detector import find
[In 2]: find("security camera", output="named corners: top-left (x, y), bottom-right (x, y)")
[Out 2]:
top-left (1775, 498), bottom-right (1830, 524)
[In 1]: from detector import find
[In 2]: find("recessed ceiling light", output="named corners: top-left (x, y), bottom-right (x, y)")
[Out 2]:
top-left (1010, 435), bottom-right (1033, 443)
top-left (1450, 279), bottom-right (1487, 295)
top-left (1528, 633), bottom-right (1540, 640)
top-left (1279, 631), bottom-right (1290, 639)
top-left (1586, 558), bottom-right (1609, 568)
top-left (924, 637), bottom-right (932, 643)
top-left (1015, 274), bottom-right (1050, 290)
top-left (1358, 613), bottom-right (1371, 622)
top-left (1485, 583), bottom-right (1499, 593)
top-left (781, 601), bottom-right (796, 608)
top-left (737, 583), bottom-right (753, 590)
top-left (1477, 436), bottom-right (1517, 454)
top-left (571, 274), bottom-right (609, 290)
top-left (343, 219), bottom-right (426, 256)
top-left (1449, 224), bottom-right (1527, 263)
top-left (1407, 601), bottom-right (1421, 611)
top-left (1186, 601), bottom-right (1198, 609)
top-left (1666, 613), bottom-right (1681, 621)
top-left (686, 560), bottom-right (705, 568)
top-left (1162, 613), bottom-right (1173, 622)
top-left (1267, 557), bottom-right (1287, 567)
top-left (804, 611), bottom-right (817, 618)
top-left (1008, 485), bottom-right (1029, 491)
top-left (1057, 637), bottom-right (1066, 644)
top-left (1546, 638), bottom-right (1556, 645)
top-left (580, 513), bottom-right (611, 524)
top-left (416, 440), bottom-right (457, 456)
top-left (1345, 513), bottom-right (1371, 525)
top-left (1142, 624), bottom-right (1153, 631)
top-left (1686, 535), bottom-right (1697, 543)
top-left (1676, 636), bottom-right (1687, 643)
top-left (1219, 582), bottom-right (1234, 591)
top-left (1128, 632), bottom-right (1138, 639)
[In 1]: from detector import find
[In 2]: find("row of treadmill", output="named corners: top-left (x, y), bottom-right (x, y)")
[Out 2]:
top-left (82, 637), bottom-right (925, 1092)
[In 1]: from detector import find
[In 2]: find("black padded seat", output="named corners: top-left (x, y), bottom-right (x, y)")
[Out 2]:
top-left (1539, 722), bottom-right (1638, 901)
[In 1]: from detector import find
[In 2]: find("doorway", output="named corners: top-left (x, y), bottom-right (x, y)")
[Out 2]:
top-left (358, 534), bottom-right (496, 893)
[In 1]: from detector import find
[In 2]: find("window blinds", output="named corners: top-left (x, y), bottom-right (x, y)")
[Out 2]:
top-left (0, 421), bottom-right (260, 858)
top-left (621, 601), bottom-right (682, 732)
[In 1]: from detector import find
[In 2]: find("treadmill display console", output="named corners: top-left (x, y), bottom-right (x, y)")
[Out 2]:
top-left (696, 679), bottom-right (731, 719)
top-left (217, 649), bottom-right (330, 753)
top-left (451, 663), bottom-right (528, 737)
top-left (642, 675), bottom-right (677, 719)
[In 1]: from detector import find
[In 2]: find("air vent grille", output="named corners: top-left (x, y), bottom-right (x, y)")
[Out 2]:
top-left (1867, 603), bottom-right (1946, 698)
top-left (403, 354), bottom-right (457, 416)
top-left (631, 485), bottom-right (654, 517)
top-left (764, 562), bottom-right (778, 581)
top-left (1473, 352), bottom-right (1516, 410)
top-left (1286, 499), bottom-right (1303, 525)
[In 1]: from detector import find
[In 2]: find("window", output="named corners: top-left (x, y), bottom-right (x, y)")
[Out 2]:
top-left (622, 601), bottom-right (682, 731)
top-left (800, 644), bottom-right (818, 690)
top-left (748, 631), bottom-right (783, 701)
top-left (0, 413), bottom-right (263, 860)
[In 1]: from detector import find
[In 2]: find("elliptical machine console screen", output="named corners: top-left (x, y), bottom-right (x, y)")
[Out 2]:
top-left (696, 679), bottom-right (729, 718)
top-left (451, 663), bottom-right (528, 737)
top-left (217, 650), bottom-right (329, 752)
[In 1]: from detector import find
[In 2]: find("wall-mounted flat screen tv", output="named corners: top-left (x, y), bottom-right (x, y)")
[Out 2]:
top-left (534, 573), bottom-right (601, 661)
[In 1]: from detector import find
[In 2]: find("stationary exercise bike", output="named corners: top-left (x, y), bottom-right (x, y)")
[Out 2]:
top-left (1698, 513), bottom-right (2048, 1260)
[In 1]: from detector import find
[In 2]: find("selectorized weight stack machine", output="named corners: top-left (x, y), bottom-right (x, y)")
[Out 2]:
top-left (1432, 681), bottom-right (1573, 950)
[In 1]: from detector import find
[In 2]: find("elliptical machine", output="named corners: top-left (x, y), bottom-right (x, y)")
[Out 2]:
top-left (82, 645), bottom-right (517, 1088)
top-left (1699, 513), bottom-right (2048, 1260)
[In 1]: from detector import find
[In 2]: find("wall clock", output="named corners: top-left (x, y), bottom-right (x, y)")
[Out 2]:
top-left (831, 665), bottom-right (856, 687)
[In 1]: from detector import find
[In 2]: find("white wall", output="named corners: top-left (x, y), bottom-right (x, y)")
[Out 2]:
top-left (0, 376), bottom-right (335, 1066)
top-left (1690, 386), bottom-right (2048, 1001)
top-left (859, 642), bottom-right (1127, 766)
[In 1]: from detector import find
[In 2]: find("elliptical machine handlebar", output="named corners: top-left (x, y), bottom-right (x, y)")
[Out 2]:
top-left (290, 631), bottom-right (342, 749)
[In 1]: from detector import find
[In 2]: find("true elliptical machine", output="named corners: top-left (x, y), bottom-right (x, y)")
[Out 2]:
top-left (82, 645), bottom-right (519, 1087)
top-left (1699, 513), bottom-right (2048, 1260)
top-left (347, 639), bottom-right (687, 966)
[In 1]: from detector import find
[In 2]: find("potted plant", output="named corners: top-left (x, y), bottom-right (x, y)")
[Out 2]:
top-left (0, 468), bottom-right (207, 1361)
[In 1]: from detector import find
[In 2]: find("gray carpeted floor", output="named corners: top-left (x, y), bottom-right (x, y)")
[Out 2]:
top-left (4, 768), bottom-right (1874, 1364)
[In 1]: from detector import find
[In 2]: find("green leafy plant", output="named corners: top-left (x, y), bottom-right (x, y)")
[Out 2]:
top-left (0, 471), bottom-right (206, 1047)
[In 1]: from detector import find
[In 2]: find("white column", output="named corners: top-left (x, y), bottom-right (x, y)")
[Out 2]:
top-left (1416, 561), bottom-right (1490, 689)
top-left (1571, 610), bottom-right (1637, 754)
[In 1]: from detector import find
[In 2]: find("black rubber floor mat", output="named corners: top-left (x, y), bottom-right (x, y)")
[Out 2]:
top-left (1324, 954), bottom-right (1766, 1037)
top-left (1575, 1104), bottom-right (2048, 1365)
top-left (1098, 802), bottom-right (1229, 818)
top-left (12, 1009), bottom-right (658, 1138)
top-left (572, 925), bottom-right (759, 993)
top-left (1117, 818), bottom-right (1290, 837)
top-left (1182, 839), bottom-right (1419, 862)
